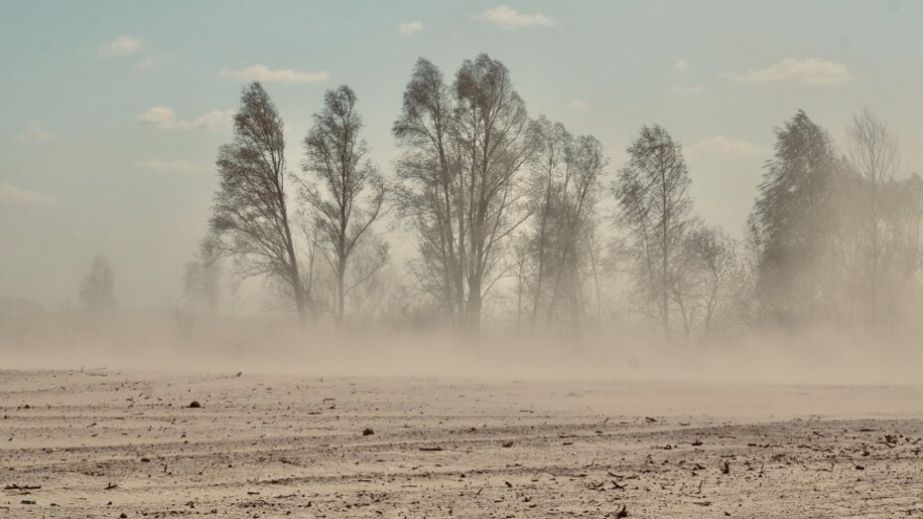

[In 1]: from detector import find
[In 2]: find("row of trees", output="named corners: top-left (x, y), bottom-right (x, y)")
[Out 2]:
top-left (749, 109), bottom-right (923, 328)
top-left (198, 53), bottom-right (923, 340)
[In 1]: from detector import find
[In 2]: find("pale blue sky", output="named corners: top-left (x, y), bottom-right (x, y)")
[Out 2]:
top-left (2, 0), bottom-right (921, 306)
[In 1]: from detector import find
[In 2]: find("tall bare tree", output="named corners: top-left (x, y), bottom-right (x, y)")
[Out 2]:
top-left (392, 58), bottom-right (464, 326)
top-left (613, 125), bottom-right (692, 339)
top-left (210, 82), bottom-right (308, 320)
top-left (519, 117), bottom-right (606, 328)
top-left (393, 55), bottom-right (538, 333)
top-left (302, 85), bottom-right (386, 324)
top-left (846, 108), bottom-right (900, 324)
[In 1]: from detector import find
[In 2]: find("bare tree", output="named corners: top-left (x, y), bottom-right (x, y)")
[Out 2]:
top-left (392, 58), bottom-right (464, 326)
top-left (524, 118), bottom-right (569, 326)
top-left (846, 108), bottom-right (900, 324)
top-left (393, 55), bottom-right (539, 333)
top-left (210, 82), bottom-right (308, 320)
top-left (519, 117), bottom-right (606, 328)
top-left (301, 85), bottom-right (386, 324)
top-left (673, 223), bottom-right (740, 340)
top-left (613, 125), bottom-right (692, 339)
top-left (79, 255), bottom-right (116, 311)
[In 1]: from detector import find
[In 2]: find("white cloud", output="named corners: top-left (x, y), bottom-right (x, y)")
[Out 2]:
top-left (687, 136), bottom-right (762, 158)
top-left (398, 21), bottom-right (423, 35)
top-left (673, 60), bottom-right (689, 73)
top-left (672, 85), bottom-right (705, 95)
top-left (568, 99), bottom-right (588, 110)
top-left (100, 36), bottom-right (142, 57)
top-left (135, 106), bottom-right (232, 131)
top-left (220, 64), bottom-right (330, 84)
top-left (18, 121), bottom-right (52, 142)
top-left (136, 106), bottom-right (177, 127)
top-left (136, 159), bottom-right (205, 175)
top-left (0, 182), bottom-right (56, 208)
top-left (474, 5), bottom-right (556, 29)
top-left (135, 56), bottom-right (159, 70)
top-left (724, 58), bottom-right (854, 86)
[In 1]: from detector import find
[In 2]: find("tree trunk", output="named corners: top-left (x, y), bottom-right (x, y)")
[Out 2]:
top-left (335, 258), bottom-right (346, 325)
top-left (281, 202), bottom-right (306, 323)
top-left (466, 276), bottom-right (482, 334)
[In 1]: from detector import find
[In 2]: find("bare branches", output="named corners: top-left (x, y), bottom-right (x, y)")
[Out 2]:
top-left (393, 54), bottom-right (539, 332)
top-left (847, 108), bottom-right (900, 188)
top-left (613, 125), bottom-right (692, 340)
top-left (302, 85), bottom-right (386, 324)
top-left (517, 117), bottom-right (607, 328)
top-left (210, 82), bottom-right (308, 320)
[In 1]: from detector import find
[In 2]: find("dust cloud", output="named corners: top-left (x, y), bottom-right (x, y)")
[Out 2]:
top-left (3, 309), bottom-right (922, 387)
top-left (5, 4), bottom-right (923, 516)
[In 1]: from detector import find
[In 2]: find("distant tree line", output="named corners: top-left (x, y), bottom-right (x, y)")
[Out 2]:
top-left (192, 53), bottom-right (923, 341)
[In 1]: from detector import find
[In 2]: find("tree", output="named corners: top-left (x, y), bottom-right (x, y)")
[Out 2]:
top-left (79, 255), bottom-right (116, 311)
top-left (392, 58), bottom-right (463, 327)
top-left (613, 125), bottom-right (693, 339)
top-left (301, 85), bottom-right (386, 324)
top-left (210, 82), bottom-right (308, 321)
top-left (673, 223), bottom-right (740, 340)
top-left (875, 173), bottom-right (923, 321)
top-left (749, 110), bottom-right (841, 325)
top-left (845, 108), bottom-right (901, 324)
top-left (518, 117), bottom-right (606, 328)
top-left (393, 55), bottom-right (539, 333)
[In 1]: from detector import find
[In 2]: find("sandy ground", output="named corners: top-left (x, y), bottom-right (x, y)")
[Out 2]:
top-left (2, 370), bottom-right (923, 518)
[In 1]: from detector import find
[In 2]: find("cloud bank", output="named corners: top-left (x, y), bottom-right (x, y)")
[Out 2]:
top-left (0, 182), bottom-right (56, 208)
top-left (474, 5), bottom-right (555, 29)
top-left (724, 58), bottom-right (854, 86)
top-left (220, 65), bottom-right (330, 84)
top-left (136, 106), bottom-right (232, 131)
top-left (398, 21), bottom-right (423, 35)
top-left (100, 36), bottom-right (142, 57)
top-left (687, 136), bottom-right (762, 158)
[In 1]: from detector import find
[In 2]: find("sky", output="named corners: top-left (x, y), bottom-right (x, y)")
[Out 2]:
top-left (1, 0), bottom-right (922, 307)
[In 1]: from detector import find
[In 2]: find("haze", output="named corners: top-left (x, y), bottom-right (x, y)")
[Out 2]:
top-left (6, 3), bottom-right (923, 518)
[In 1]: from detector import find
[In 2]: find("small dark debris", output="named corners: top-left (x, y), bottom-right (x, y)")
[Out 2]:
top-left (5, 484), bottom-right (41, 490)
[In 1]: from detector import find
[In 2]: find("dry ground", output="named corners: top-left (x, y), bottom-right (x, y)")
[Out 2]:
top-left (2, 369), bottom-right (923, 518)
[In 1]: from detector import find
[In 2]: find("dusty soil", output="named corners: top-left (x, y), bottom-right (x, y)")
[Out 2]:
top-left (2, 370), bottom-right (923, 518)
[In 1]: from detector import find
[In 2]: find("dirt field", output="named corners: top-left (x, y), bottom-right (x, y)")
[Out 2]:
top-left (2, 369), bottom-right (923, 518)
